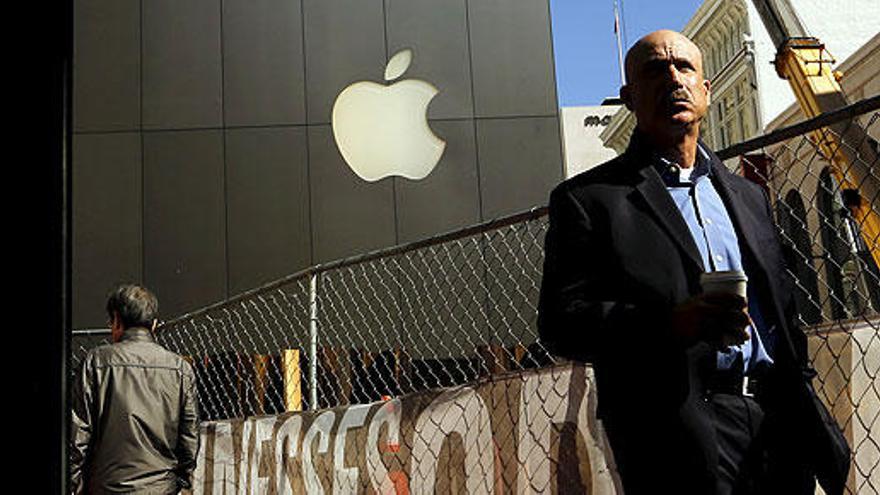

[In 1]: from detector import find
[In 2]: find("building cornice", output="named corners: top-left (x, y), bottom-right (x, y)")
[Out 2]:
top-left (598, 106), bottom-right (635, 153)
top-left (710, 47), bottom-right (751, 93)
top-left (837, 31), bottom-right (880, 74)
top-left (684, 0), bottom-right (724, 38)
top-left (685, 0), bottom-right (747, 40)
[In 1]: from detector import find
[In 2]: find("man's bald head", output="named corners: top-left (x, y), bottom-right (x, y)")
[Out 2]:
top-left (620, 29), bottom-right (711, 143)
top-left (624, 30), bottom-right (704, 83)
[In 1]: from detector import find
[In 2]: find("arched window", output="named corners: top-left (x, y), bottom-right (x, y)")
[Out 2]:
top-left (712, 45), bottom-right (720, 75)
top-left (722, 33), bottom-right (730, 64)
top-left (728, 25), bottom-right (735, 57)
top-left (777, 190), bottom-right (821, 324)
top-left (818, 169), bottom-right (880, 320)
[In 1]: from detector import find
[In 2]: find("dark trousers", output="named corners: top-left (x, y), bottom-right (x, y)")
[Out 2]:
top-left (603, 392), bottom-right (763, 495)
top-left (603, 383), bottom-right (817, 495)
top-left (711, 393), bottom-right (765, 495)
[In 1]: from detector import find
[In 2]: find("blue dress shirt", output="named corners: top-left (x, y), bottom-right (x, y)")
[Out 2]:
top-left (656, 146), bottom-right (774, 373)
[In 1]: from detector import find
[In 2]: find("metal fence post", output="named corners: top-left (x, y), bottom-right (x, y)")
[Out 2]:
top-left (309, 272), bottom-right (318, 410)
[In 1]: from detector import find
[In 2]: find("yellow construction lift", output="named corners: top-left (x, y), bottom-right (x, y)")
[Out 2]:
top-left (752, 0), bottom-right (880, 268)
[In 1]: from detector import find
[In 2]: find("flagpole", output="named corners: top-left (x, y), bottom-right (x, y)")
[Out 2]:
top-left (614, 0), bottom-right (626, 86)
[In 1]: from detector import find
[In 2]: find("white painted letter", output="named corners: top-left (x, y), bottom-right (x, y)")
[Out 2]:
top-left (193, 423), bottom-right (209, 495)
top-left (247, 417), bottom-right (276, 494)
top-left (410, 387), bottom-right (494, 494)
top-left (333, 405), bottom-right (371, 494)
top-left (367, 399), bottom-right (402, 495)
top-left (516, 367), bottom-right (572, 494)
top-left (516, 365), bottom-right (619, 494)
top-left (212, 422), bottom-right (237, 494)
top-left (237, 420), bottom-right (254, 495)
top-left (302, 411), bottom-right (335, 495)
top-left (276, 415), bottom-right (303, 495)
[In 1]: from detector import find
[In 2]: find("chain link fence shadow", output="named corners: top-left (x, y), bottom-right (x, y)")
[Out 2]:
top-left (73, 96), bottom-right (880, 494)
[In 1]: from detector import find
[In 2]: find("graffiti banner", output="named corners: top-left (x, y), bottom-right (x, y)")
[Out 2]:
top-left (193, 363), bottom-right (620, 494)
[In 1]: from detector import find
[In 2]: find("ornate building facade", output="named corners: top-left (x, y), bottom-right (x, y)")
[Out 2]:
top-left (598, 0), bottom-right (880, 325)
top-left (764, 33), bottom-right (880, 324)
top-left (599, 0), bottom-right (877, 155)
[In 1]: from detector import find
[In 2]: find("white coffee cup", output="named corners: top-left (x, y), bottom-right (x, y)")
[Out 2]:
top-left (699, 269), bottom-right (748, 298)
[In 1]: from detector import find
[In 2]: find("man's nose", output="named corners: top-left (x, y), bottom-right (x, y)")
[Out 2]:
top-left (665, 64), bottom-right (684, 84)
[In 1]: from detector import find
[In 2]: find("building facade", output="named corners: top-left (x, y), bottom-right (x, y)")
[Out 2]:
top-left (558, 102), bottom-right (621, 178)
top-left (72, 0), bottom-right (562, 326)
top-left (600, 0), bottom-right (879, 154)
top-left (598, 0), bottom-right (880, 326)
top-left (764, 32), bottom-right (880, 324)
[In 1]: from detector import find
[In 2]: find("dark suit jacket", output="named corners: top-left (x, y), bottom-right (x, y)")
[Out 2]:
top-left (537, 132), bottom-right (849, 494)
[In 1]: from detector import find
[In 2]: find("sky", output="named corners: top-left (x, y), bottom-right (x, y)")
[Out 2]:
top-left (549, 0), bottom-right (705, 106)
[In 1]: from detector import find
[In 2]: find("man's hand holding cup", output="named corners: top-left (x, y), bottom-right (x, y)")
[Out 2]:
top-left (672, 270), bottom-right (751, 349)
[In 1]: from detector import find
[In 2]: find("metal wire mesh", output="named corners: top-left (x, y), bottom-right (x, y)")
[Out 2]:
top-left (72, 97), bottom-right (880, 493)
top-left (729, 102), bottom-right (880, 494)
top-left (189, 362), bottom-right (618, 493)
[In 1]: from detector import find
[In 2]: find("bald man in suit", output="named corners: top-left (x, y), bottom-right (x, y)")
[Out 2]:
top-left (538, 30), bottom-right (848, 495)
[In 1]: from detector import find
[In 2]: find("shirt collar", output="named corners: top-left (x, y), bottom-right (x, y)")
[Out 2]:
top-left (120, 327), bottom-right (155, 343)
top-left (653, 143), bottom-right (712, 186)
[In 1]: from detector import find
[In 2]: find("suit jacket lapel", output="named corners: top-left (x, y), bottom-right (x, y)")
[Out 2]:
top-left (707, 153), bottom-right (771, 278)
top-left (707, 149), bottom-right (804, 364)
top-left (632, 163), bottom-right (706, 272)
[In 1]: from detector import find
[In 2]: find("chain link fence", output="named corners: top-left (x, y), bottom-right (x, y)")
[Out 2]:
top-left (72, 96), bottom-right (880, 493)
top-left (731, 97), bottom-right (880, 494)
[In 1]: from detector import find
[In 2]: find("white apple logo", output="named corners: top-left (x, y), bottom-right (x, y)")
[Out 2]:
top-left (331, 49), bottom-right (446, 182)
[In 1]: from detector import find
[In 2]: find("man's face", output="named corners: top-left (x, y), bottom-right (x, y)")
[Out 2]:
top-left (621, 31), bottom-right (711, 139)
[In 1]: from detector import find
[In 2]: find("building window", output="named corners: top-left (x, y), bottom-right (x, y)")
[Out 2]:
top-left (777, 190), bottom-right (821, 324)
top-left (712, 77), bottom-right (758, 147)
top-left (751, 96), bottom-right (760, 134)
top-left (706, 46), bottom-right (714, 77)
top-left (728, 27), bottom-right (735, 58)
top-left (818, 169), bottom-right (880, 319)
top-left (712, 45), bottom-right (720, 76)
top-left (735, 85), bottom-right (746, 140)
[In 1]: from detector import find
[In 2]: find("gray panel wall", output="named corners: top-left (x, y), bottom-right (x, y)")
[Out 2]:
top-left (226, 127), bottom-right (312, 294)
top-left (72, 133), bottom-right (143, 327)
top-left (142, 0), bottom-right (223, 129)
top-left (143, 131), bottom-right (227, 317)
top-left (222, 0), bottom-right (307, 126)
top-left (73, 0), bottom-right (140, 132)
top-left (477, 117), bottom-right (563, 219)
top-left (309, 125), bottom-right (397, 263)
top-left (468, 0), bottom-right (558, 118)
top-left (303, 0), bottom-right (386, 124)
top-left (385, 0), bottom-right (473, 120)
top-left (72, 0), bottom-right (561, 326)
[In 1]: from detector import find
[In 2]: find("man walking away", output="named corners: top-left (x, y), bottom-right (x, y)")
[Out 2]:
top-left (71, 284), bottom-right (199, 494)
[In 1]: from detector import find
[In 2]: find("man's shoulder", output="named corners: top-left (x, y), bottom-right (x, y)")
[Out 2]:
top-left (551, 153), bottom-right (636, 201)
top-left (709, 157), bottom-right (768, 201)
top-left (85, 342), bottom-right (119, 363)
top-left (724, 166), bottom-right (765, 194)
top-left (88, 339), bottom-right (192, 372)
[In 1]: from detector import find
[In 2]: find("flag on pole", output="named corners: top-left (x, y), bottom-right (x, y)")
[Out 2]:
top-left (614, 3), bottom-right (619, 34)
top-left (613, 0), bottom-right (626, 86)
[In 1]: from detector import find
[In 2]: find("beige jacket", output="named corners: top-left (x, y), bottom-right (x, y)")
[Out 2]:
top-left (71, 328), bottom-right (199, 494)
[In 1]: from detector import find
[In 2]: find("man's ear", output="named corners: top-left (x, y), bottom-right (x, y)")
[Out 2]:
top-left (620, 85), bottom-right (633, 111)
top-left (703, 78), bottom-right (712, 106)
top-left (110, 312), bottom-right (123, 341)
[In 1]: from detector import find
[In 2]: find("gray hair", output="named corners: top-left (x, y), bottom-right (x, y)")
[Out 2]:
top-left (106, 284), bottom-right (159, 330)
